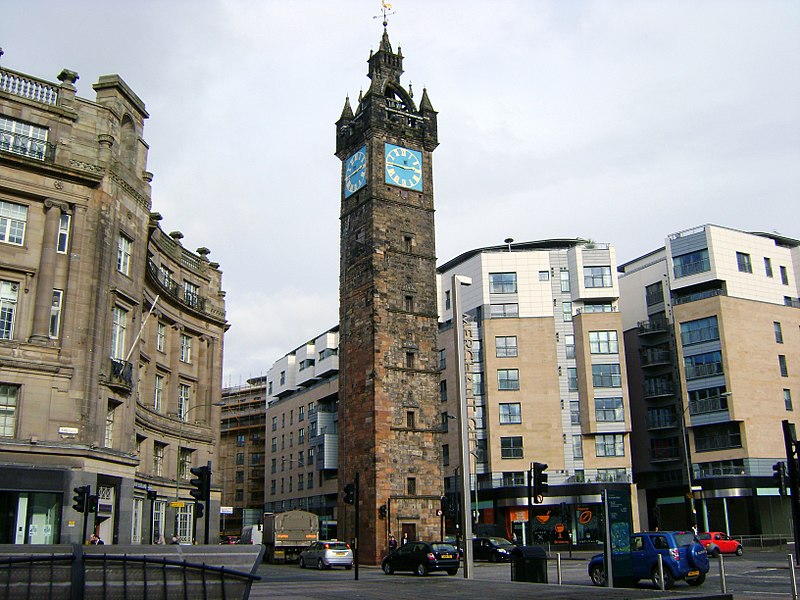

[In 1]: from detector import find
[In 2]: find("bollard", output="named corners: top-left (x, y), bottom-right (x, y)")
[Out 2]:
top-left (657, 553), bottom-right (665, 591)
top-left (719, 554), bottom-right (727, 594)
top-left (557, 552), bottom-right (562, 585)
top-left (790, 554), bottom-right (798, 600)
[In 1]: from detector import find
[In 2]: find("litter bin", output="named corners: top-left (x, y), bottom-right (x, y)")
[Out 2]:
top-left (510, 545), bottom-right (548, 583)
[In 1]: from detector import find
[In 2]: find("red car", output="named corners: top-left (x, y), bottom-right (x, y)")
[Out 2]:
top-left (697, 532), bottom-right (743, 557)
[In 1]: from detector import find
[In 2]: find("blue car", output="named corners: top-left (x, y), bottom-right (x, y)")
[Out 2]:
top-left (588, 531), bottom-right (709, 589)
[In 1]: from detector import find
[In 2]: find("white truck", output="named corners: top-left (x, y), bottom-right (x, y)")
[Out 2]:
top-left (263, 510), bottom-right (319, 563)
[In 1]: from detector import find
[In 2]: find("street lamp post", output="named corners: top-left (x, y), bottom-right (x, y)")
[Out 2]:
top-left (680, 392), bottom-right (731, 531)
top-left (173, 401), bottom-right (223, 541)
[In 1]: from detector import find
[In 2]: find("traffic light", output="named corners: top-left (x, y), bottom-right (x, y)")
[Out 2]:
top-left (88, 494), bottom-right (98, 514)
top-left (195, 501), bottom-right (205, 520)
top-left (189, 465), bottom-right (211, 503)
top-left (440, 496), bottom-right (449, 514)
top-left (343, 483), bottom-right (355, 505)
top-left (532, 462), bottom-right (549, 503)
top-left (773, 461), bottom-right (787, 496)
top-left (72, 485), bottom-right (89, 513)
top-left (379, 504), bottom-right (387, 519)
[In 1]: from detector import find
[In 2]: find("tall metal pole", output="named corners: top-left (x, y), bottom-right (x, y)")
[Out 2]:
top-left (679, 405), bottom-right (697, 530)
top-left (451, 274), bottom-right (473, 578)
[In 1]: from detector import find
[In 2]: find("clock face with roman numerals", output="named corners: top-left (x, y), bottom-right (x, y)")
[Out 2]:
top-left (384, 143), bottom-right (422, 191)
top-left (344, 145), bottom-right (367, 198)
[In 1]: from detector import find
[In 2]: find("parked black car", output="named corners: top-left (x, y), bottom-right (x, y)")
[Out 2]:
top-left (473, 537), bottom-right (515, 562)
top-left (382, 541), bottom-right (460, 576)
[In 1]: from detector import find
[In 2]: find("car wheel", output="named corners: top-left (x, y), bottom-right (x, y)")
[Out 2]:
top-left (345, 564), bottom-right (353, 570)
top-left (446, 568), bottom-right (458, 576)
top-left (382, 562), bottom-right (394, 575)
top-left (687, 572), bottom-right (706, 587)
top-left (651, 567), bottom-right (674, 590)
top-left (589, 565), bottom-right (606, 587)
top-left (709, 545), bottom-right (720, 558)
top-left (298, 557), bottom-right (306, 568)
top-left (317, 558), bottom-right (325, 570)
top-left (415, 562), bottom-right (429, 576)
top-left (735, 545), bottom-right (743, 556)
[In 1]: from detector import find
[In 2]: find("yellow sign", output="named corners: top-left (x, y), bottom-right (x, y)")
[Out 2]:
top-left (170, 501), bottom-right (185, 508)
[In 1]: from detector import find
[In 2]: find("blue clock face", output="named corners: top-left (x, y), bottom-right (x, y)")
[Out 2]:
top-left (384, 143), bottom-right (422, 191)
top-left (344, 145), bottom-right (367, 198)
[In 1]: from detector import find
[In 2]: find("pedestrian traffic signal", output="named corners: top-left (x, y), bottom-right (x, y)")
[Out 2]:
top-left (532, 462), bottom-right (549, 503)
top-left (88, 494), bottom-right (98, 514)
top-left (189, 465), bottom-right (211, 503)
top-left (343, 483), bottom-right (356, 505)
top-left (773, 461), bottom-right (787, 496)
top-left (72, 485), bottom-right (90, 513)
top-left (379, 504), bottom-right (387, 519)
top-left (195, 501), bottom-right (205, 520)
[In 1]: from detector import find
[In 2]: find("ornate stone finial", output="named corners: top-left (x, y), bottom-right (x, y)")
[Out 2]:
top-left (57, 69), bottom-right (79, 86)
top-left (408, 81), bottom-right (413, 99)
top-left (142, 171), bottom-right (154, 183)
top-left (196, 247), bottom-right (211, 258)
top-left (149, 212), bottom-right (163, 222)
top-left (169, 231), bottom-right (184, 240)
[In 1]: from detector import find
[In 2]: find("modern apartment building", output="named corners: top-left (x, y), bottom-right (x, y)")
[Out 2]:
top-left (0, 63), bottom-right (226, 544)
top-left (264, 327), bottom-right (340, 539)
top-left (619, 224), bottom-right (799, 535)
top-left (219, 377), bottom-right (267, 538)
top-left (437, 239), bottom-right (639, 546)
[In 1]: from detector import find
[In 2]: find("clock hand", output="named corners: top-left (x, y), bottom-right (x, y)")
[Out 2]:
top-left (387, 162), bottom-right (420, 172)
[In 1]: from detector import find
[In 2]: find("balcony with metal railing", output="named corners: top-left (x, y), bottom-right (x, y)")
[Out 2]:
top-left (0, 131), bottom-right (56, 163)
top-left (107, 358), bottom-right (133, 393)
top-left (640, 347), bottom-right (672, 367)
top-left (673, 288), bottom-right (725, 305)
top-left (685, 362), bottom-right (724, 380)
top-left (650, 447), bottom-right (681, 462)
top-left (638, 318), bottom-right (670, 336)
top-left (673, 257), bottom-right (711, 279)
top-left (643, 379), bottom-right (675, 399)
top-left (146, 258), bottom-right (211, 315)
top-left (647, 414), bottom-right (679, 431)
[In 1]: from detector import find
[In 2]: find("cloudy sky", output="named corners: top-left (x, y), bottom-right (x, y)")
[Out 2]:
top-left (3, 1), bottom-right (798, 384)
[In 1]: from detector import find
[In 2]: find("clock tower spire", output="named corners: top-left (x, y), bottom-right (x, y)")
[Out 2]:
top-left (337, 26), bottom-right (441, 565)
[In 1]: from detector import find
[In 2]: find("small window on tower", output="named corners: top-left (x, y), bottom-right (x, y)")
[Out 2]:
top-left (406, 411), bottom-right (415, 429)
top-left (407, 477), bottom-right (416, 495)
top-left (405, 352), bottom-right (415, 369)
top-left (403, 235), bottom-right (414, 253)
top-left (404, 295), bottom-right (415, 312)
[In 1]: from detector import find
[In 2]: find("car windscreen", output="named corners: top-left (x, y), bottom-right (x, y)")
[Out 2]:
top-left (673, 533), bottom-right (697, 547)
top-left (487, 537), bottom-right (514, 547)
top-left (431, 543), bottom-right (457, 553)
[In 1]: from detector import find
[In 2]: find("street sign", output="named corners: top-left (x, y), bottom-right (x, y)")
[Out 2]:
top-left (170, 501), bottom-right (185, 508)
top-left (220, 506), bottom-right (234, 514)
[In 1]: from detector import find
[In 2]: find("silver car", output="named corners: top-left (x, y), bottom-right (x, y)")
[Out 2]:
top-left (299, 540), bottom-right (354, 570)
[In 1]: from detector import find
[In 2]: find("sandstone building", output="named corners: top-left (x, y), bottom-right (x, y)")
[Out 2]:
top-left (0, 62), bottom-right (225, 544)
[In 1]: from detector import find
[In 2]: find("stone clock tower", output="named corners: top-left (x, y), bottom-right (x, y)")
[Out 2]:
top-left (336, 26), bottom-right (442, 565)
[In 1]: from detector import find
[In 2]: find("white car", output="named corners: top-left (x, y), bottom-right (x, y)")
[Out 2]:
top-left (299, 540), bottom-right (353, 570)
